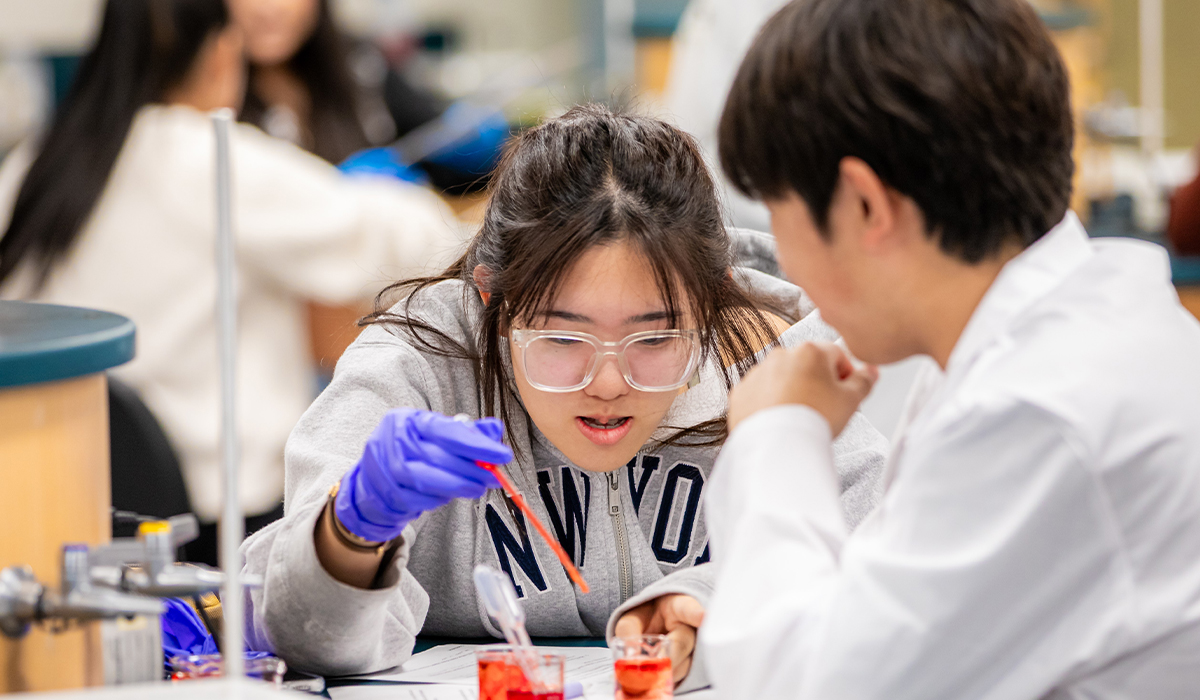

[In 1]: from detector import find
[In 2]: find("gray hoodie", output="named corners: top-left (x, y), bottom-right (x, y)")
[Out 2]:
top-left (241, 255), bottom-right (888, 691)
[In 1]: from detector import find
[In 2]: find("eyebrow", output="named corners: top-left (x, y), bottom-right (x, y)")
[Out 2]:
top-left (544, 310), bottom-right (672, 324)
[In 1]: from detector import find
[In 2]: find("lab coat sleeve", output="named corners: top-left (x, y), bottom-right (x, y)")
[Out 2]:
top-left (596, 412), bottom-right (883, 696)
top-left (599, 407), bottom-right (885, 695)
top-left (702, 399), bottom-right (1124, 700)
top-left (229, 126), bottom-right (467, 304)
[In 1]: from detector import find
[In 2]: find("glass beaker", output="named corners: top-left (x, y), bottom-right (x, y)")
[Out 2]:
top-left (476, 644), bottom-right (565, 700)
top-left (611, 634), bottom-right (672, 700)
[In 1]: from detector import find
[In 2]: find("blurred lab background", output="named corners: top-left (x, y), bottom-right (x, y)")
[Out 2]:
top-left (0, 0), bottom-right (1197, 559)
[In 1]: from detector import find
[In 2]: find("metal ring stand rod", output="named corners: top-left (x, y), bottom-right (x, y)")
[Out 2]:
top-left (212, 108), bottom-right (244, 682)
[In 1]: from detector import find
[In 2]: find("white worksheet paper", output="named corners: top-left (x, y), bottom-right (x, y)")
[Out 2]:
top-left (327, 681), bottom-right (714, 700)
top-left (328, 686), bottom-right (476, 700)
top-left (343, 644), bottom-right (615, 685)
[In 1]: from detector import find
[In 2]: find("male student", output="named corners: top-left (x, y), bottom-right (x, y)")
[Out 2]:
top-left (701, 0), bottom-right (1200, 698)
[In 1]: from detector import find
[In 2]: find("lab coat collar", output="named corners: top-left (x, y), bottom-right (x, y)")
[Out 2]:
top-left (944, 211), bottom-right (1093, 380)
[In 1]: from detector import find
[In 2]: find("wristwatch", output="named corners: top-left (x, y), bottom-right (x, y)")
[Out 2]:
top-left (326, 482), bottom-right (394, 556)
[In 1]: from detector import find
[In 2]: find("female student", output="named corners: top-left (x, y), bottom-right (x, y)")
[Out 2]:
top-left (0, 0), bottom-right (463, 561)
top-left (243, 104), bottom-right (888, 689)
top-left (229, 0), bottom-right (504, 192)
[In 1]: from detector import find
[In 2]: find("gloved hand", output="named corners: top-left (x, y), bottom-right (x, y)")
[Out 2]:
top-left (424, 102), bottom-right (510, 175)
top-left (338, 147), bottom-right (429, 184)
top-left (161, 597), bottom-right (218, 662)
top-left (161, 597), bottom-right (277, 673)
top-left (335, 409), bottom-right (512, 542)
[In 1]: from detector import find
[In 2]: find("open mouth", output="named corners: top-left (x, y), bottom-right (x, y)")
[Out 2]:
top-left (575, 415), bottom-right (634, 446)
top-left (580, 416), bottom-right (630, 430)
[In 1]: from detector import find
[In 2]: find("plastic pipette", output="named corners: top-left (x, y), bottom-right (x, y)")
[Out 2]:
top-left (476, 459), bottom-right (591, 594)
top-left (453, 415), bottom-right (591, 593)
top-left (473, 565), bottom-right (585, 699)
top-left (474, 565), bottom-right (542, 682)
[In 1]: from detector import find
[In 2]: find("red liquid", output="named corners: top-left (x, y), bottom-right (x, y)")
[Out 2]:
top-left (478, 658), bottom-right (564, 700)
top-left (479, 659), bottom-right (528, 700)
top-left (615, 657), bottom-right (673, 699)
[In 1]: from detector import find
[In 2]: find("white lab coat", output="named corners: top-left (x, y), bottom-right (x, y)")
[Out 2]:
top-left (702, 213), bottom-right (1200, 699)
top-left (0, 104), bottom-right (467, 520)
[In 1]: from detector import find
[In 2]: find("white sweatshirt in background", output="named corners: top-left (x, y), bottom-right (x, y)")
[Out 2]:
top-left (0, 104), bottom-right (468, 520)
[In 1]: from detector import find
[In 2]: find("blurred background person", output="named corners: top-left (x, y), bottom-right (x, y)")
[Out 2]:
top-left (228, 0), bottom-right (517, 397)
top-left (0, 0), bottom-right (465, 565)
top-left (660, 0), bottom-right (784, 234)
top-left (230, 0), bottom-right (509, 194)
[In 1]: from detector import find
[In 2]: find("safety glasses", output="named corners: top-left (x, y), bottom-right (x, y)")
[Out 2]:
top-left (510, 329), bottom-right (701, 393)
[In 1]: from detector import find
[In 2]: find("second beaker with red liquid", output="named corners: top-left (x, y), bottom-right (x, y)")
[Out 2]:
top-left (611, 634), bottom-right (673, 700)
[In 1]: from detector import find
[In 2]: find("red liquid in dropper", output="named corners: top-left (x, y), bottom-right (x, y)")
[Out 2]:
top-left (477, 461), bottom-right (590, 593)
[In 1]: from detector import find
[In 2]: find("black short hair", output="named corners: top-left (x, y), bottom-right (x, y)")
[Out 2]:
top-left (719, 0), bottom-right (1075, 263)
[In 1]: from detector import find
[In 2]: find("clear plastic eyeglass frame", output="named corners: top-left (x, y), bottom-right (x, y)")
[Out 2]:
top-left (509, 328), bottom-right (701, 393)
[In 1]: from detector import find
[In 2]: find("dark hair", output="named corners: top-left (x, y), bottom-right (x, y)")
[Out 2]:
top-left (719, 0), bottom-right (1075, 263)
top-left (0, 0), bottom-right (229, 290)
top-left (239, 0), bottom-right (370, 164)
top-left (367, 104), bottom-right (779, 452)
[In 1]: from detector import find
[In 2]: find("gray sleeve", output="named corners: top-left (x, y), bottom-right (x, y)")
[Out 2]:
top-left (242, 500), bottom-right (429, 675)
top-left (728, 228), bottom-right (782, 281)
top-left (832, 411), bottom-right (888, 530)
top-left (604, 564), bottom-right (716, 694)
top-left (241, 327), bottom-right (446, 675)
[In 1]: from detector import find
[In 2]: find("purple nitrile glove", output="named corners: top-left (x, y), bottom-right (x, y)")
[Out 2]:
top-left (161, 597), bottom-right (218, 662)
top-left (335, 409), bottom-right (512, 542)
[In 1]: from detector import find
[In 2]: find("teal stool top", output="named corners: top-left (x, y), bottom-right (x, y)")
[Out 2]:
top-left (0, 300), bottom-right (135, 389)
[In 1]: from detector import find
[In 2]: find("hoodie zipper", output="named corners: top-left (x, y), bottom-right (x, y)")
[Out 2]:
top-left (608, 470), bottom-right (633, 604)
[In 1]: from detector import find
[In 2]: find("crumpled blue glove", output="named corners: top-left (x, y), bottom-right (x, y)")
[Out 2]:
top-left (338, 147), bottom-right (429, 184)
top-left (335, 409), bottom-right (512, 542)
top-left (162, 597), bottom-right (219, 662)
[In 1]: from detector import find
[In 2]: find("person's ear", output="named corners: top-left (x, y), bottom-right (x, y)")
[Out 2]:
top-left (472, 265), bottom-right (492, 306)
top-left (836, 157), bottom-right (898, 253)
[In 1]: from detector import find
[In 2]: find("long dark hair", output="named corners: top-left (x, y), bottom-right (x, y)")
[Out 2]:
top-left (0, 0), bottom-right (230, 291)
top-left (367, 104), bottom-right (779, 452)
top-left (239, 0), bottom-right (369, 164)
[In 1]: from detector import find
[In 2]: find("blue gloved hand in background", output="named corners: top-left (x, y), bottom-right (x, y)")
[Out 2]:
top-left (423, 103), bottom-right (509, 175)
top-left (338, 147), bottom-right (429, 184)
top-left (335, 409), bottom-right (511, 542)
top-left (162, 597), bottom-right (218, 662)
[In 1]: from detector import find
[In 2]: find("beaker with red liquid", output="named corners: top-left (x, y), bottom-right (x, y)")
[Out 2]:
top-left (476, 645), bottom-right (565, 700)
top-left (611, 634), bottom-right (673, 700)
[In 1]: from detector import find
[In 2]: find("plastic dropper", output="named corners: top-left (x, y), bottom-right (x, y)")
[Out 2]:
top-left (454, 415), bottom-right (591, 593)
top-left (474, 565), bottom-right (542, 683)
top-left (473, 565), bottom-right (584, 699)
